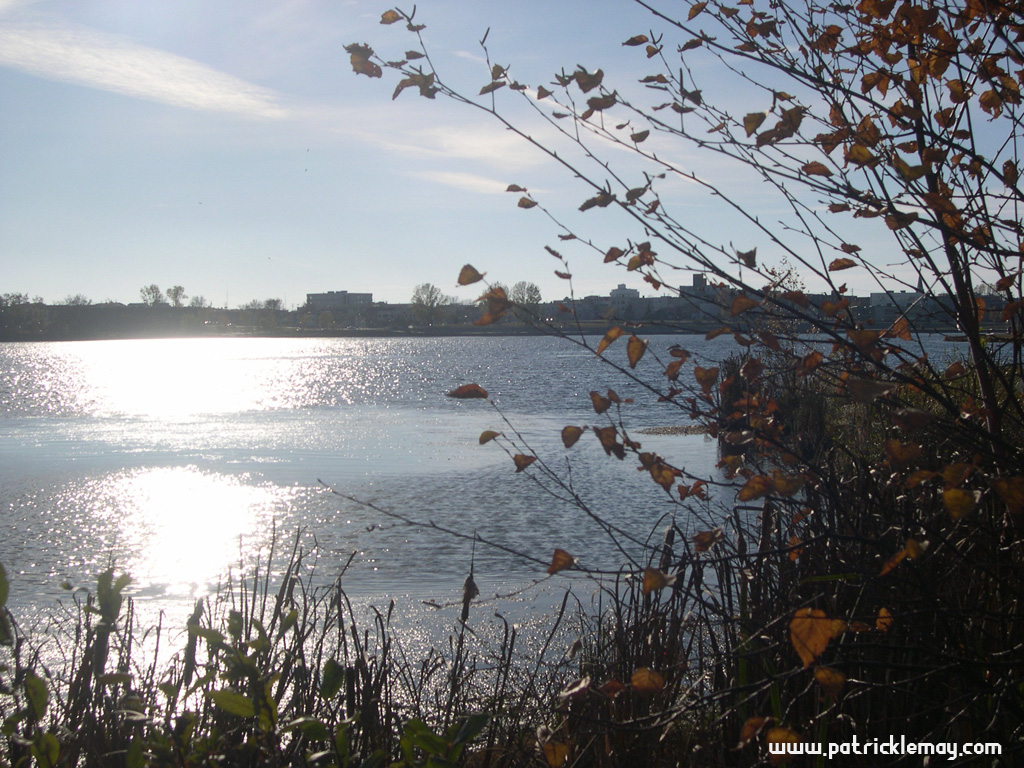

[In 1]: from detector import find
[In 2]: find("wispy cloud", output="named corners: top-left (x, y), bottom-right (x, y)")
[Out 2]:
top-left (0, 20), bottom-right (288, 118)
top-left (411, 170), bottom-right (510, 195)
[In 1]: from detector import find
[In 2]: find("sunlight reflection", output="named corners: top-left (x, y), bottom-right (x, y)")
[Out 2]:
top-left (116, 467), bottom-right (283, 598)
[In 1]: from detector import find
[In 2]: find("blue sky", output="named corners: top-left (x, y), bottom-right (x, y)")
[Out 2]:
top-left (1, 0), bottom-right (899, 308)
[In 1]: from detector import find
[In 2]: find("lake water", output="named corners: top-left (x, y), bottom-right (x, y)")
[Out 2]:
top-left (0, 334), bottom-right (965, 640)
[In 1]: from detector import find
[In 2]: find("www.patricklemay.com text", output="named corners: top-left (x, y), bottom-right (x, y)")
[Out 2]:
top-left (768, 735), bottom-right (1002, 761)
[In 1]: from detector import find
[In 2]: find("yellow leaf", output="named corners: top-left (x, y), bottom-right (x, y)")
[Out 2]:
top-left (512, 454), bottom-right (536, 473)
top-left (694, 365), bottom-right (719, 394)
top-left (627, 335), bottom-right (648, 368)
top-left (457, 264), bottom-right (485, 286)
top-left (738, 475), bottom-right (774, 502)
top-left (943, 488), bottom-right (977, 520)
top-left (642, 567), bottom-right (675, 595)
top-left (814, 667), bottom-right (847, 697)
top-left (478, 430), bottom-right (500, 445)
top-left (596, 326), bottom-right (627, 356)
top-left (630, 667), bottom-right (665, 694)
top-left (789, 608), bottom-right (845, 667)
top-left (547, 549), bottom-right (576, 575)
top-left (766, 727), bottom-right (802, 765)
top-left (845, 143), bottom-right (876, 166)
top-left (379, 9), bottom-right (402, 24)
top-left (876, 606), bottom-right (894, 632)
top-left (688, 1), bottom-right (708, 19)
top-left (542, 741), bottom-right (569, 767)
top-left (561, 426), bottom-right (585, 448)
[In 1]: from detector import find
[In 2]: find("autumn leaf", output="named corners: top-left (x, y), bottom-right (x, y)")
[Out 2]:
top-left (730, 294), bottom-right (759, 315)
top-left (627, 335), bottom-right (647, 368)
top-left (517, 197), bottom-right (537, 209)
top-left (738, 474), bottom-right (773, 501)
top-left (885, 439), bottom-right (921, 466)
top-left (892, 408), bottom-right (935, 431)
top-left (688, 1), bottom-right (708, 19)
top-left (457, 264), bottom-right (485, 286)
top-left (379, 9), bottom-right (402, 24)
top-left (876, 607), bottom-right (894, 632)
top-left (631, 129), bottom-right (650, 142)
top-left (561, 425), bottom-right (585, 448)
top-left (479, 80), bottom-right (506, 96)
top-left (943, 488), bottom-right (978, 520)
top-left (694, 366), bottom-right (719, 394)
top-left (802, 161), bottom-right (833, 176)
top-left (446, 383), bottom-right (489, 399)
top-left (789, 608), bottom-right (845, 667)
top-left (542, 741), bottom-right (569, 767)
top-left (589, 391), bottom-right (612, 414)
top-left (478, 430), bottom-right (500, 445)
top-left (737, 717), bottom-right (768, 748)
top-left (829, 257), bottom-right (857, 271)
top-left (547, 548), bottom-right (576, 574)
top-left (622, 34), bottom-right (649, 46)
top-left (692, 527), bottom-right (725, 552)
top-left (513, 454), bottom-right (537, 473)
top-left (766, 727), bottom-right (802, 765)
top-left (642, 567), bottom-right (676, 595)
top-left (596, 326), bottom-right (626, 356)
top-left (814, 667), bottom-right (847, 697)
top-left (743, 112), bottom-right (767, 136)
top-left (630, 667), bottom-right (665, 694)
top-left (993, 477), bottom-right (1024, 516)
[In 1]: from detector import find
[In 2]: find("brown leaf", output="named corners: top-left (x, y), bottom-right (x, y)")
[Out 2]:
top-left (513, 454), bottom-right (537, 473)
top-left (542, 741), bottom-right (569, 767)
top-left (642, 567), bottom-right (675, 595)
top-left (892, 408), bottom-right (935, 431)
top-left (478, 430), bottom-right (500, 445)
top-left (789, 608), bottom-right (845, 667)
top-left (694, 366), bottom-right (719, 394)
top-left (814, 667), bottom-right (847, 697)
top-left (457, 264), bottom-right (485, 286)
top-left (993, 476), bottom-right (1024, 516)
top-left (688, 1), bottom-right (708, 19)
top-left (380, 9), bottom-right (402, 24)
top-left (561, 426), bottom-right (585, 448)
top-left (730, 294), bottom-right (759, 316)
top-left (631, 129), bottom-right (650, 143)
top-left (802, 161), bottom-right (833, 176)
top-left (446, 383), bottom-right (489, 399)
top-left (737, 717), bottom-right (768, 748)
top-left (766, 727), bottom-right (802, 765)
top-left (589, 391), bottom-right (612, 414)
top-left (479, 81), bottom-right (506, 96)
top-left (692, 527), bottom-right (725, 553)
top-left (517, 197), bottom-right (537, 209)
top-left (828, 257), bottom-right (857, 271)
top-left (885, 439), bottom-right (921, 466)
top-left (627, 335), bottom-right (647, 368)
top-left (547, 548), bottom-right (576, 574)
top-left (630, 667), bottom-right (665, 694)
top-left (944, 488), bottom-right (978, 520)
top-left (596, 326), bottom-right (627, 356)
top-left (574, 68), bottom-right (604, 93)
top-left (743, 112), bottom-right (767, 137)
top-left (623, 34), bottom-right (649, 46)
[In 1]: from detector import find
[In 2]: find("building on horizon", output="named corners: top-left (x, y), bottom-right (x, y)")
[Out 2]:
top-left (306, 291), bottom-right (373, 311)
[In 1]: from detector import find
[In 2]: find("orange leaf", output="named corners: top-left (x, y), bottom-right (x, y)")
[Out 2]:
top-left (876, 607), bottom-right (894, 632)
top-left (688, 1), bottom-right (707, 19)
top-left (597, 678), bottom-right (625, 697)
top-left (547, 549), bottom-right (576, 574)
top-left (561, 426), bottom-right (585, 448)
top-left (879, 548), bottom-right (907, 577)
top-left (630, 667), bottom-right (665, 694)
top-left (814, 667), bottom-right (847, 697)
top-left (457, 264), bottom-right (485, 286)
top-left (766, 727), bottom-right (802, 766)
top-left (828, 257), bottom-right (857, 271)
top-left (692, 527), bottom-right (725, 553)
top-left (789, 608), bottom-right (845, 667)
top-left (627, 335), bottom-right (648, 368)
top-left (513, 454), bottom-right (536, 473)
top-left (596, 326), bottom-right (626, 356)
top-left (478, 430), bottom-right (500, 445)
top-left (642, 567), bottom-right (675, 595)
top-left (446, 383), bottom-right (489, 399)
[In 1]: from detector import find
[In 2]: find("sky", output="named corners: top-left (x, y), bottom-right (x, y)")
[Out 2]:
top-left (0, 0), bottom-right (902, 308)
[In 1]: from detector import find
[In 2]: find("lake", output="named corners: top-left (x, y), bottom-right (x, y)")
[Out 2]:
top-left (0, 333), bottom-right (965, 639)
